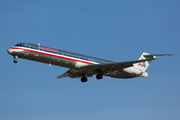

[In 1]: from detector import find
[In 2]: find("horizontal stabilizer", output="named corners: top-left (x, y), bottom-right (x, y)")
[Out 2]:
top-left (134, 52), bottom-right (175, 72)
top-left (144, 54), bottom-right (175, 57)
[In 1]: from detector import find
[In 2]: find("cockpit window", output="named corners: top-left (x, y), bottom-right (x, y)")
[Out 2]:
top-left (15, 44), bottom-right (20, 46)
top-left (15, 43), bottom-right (25, 47)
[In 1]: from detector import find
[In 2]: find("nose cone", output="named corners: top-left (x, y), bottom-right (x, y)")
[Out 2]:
top-left (7, 48), bottom-right (13, 55)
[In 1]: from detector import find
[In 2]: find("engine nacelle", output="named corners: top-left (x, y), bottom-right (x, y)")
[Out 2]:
top-left (123, 67), bottom-right (142, 75)
top-left (74, 62), bottom-right (87, 68)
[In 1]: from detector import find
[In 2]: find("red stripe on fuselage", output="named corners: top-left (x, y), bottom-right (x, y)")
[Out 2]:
top-left (10, 47), bottom-right (96, 64)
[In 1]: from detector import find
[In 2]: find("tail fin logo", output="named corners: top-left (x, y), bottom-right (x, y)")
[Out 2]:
top-left (138, 61), bottom-right (146, 68)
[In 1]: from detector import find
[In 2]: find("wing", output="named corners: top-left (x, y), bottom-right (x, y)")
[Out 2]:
top-left (81, 58), bottom-right (155, 74)
top-left (81, 58), bottom-right (155, 71)
top-left (57, 58), bottom-right (155, 79)
top-left (57, 69), bottom-right (93, 79)
top-left (57, 70), bottom-right (70, 79)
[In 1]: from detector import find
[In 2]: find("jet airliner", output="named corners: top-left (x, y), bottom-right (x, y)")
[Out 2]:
top-left (7, 43), bottom-right (174, 82)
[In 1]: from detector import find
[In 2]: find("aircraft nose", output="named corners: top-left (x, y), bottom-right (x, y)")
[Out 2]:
top-left (7, 48), bottom-right (13, 54)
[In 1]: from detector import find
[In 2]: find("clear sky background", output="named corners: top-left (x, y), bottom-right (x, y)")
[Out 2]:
top-left (1, 0), bottom-right (180, 120)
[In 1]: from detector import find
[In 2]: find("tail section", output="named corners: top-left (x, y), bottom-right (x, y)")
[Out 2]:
top-left (134, 52), bottom-right (174, 72)
top-left (134, 52), bottom-right (156, 72)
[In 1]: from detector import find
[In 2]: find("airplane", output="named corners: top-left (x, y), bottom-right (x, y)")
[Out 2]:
top-left (7, 43), bottom-right (174, 83)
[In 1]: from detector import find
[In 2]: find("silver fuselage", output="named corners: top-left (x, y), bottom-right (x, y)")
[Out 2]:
top-left (7, 43), bottom-right (140, 79)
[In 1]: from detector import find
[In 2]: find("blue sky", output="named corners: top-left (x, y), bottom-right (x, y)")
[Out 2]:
top-left (1, 0), bottom-right (180, 120)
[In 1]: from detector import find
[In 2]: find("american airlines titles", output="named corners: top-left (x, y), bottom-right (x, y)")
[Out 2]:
top-left (38, 46), bottom-right (59, 52)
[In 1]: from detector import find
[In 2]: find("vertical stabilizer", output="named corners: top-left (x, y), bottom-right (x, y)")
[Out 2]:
top-left (134, 52), bottom-right (155, 72)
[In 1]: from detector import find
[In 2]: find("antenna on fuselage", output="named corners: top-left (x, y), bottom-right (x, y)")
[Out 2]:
top-left (38, 43), bottom-right (40, 46)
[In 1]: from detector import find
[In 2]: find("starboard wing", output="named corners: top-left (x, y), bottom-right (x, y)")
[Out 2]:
top-left (81, 58), bottom-right (155, 74)
top-left (82, 58), bottom-right (155, 69)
